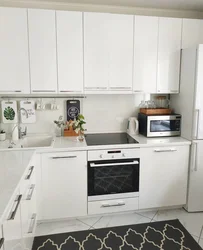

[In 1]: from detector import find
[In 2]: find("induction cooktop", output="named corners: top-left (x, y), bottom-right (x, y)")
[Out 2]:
top-left (85, 133), bottom-right (139, 146)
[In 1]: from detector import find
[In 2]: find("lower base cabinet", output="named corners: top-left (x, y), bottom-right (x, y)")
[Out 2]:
top-left (41, 151), bottom-right (87, 220)
top-left (139, 145), bottom-right (190, 209)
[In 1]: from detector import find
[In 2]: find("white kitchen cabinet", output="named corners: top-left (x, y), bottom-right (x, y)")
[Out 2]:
top-left (157, 17), bottom-right (182, 94)
top-left (20, 164), bottom-right (37, 250)
top-left (41, 151), bottom-right (87, 220)
top-left (56, 11), bottom-right (83, 93)
top-left (108, 14), bottom-right (133, 91)
top-left (0, 7), bottom-right (30, 94)
top-left (3, 190), bottom-right (23, 250)
top-left (84, 12), bottom-right (109, 92)
top-left (28, 9), bottom-right (57, 94)
top-left (182, 19), bottom-right (203, 49)
top-left (133, 16), bottom-right (158, 93)
top-left (0, 225), bottom-right (4, 250)
top-left (139, 145), bottom-right (189, 210)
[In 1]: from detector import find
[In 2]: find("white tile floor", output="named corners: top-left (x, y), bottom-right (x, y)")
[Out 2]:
top-left (36, 208), bottom-right (203, 247)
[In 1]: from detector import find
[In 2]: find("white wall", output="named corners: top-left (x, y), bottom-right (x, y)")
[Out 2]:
top-left (0, 94), bottom-right (143, 135)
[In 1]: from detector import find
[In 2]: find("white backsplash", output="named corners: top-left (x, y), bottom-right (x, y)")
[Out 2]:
top-left (0, 94), bottom-right (143, 135)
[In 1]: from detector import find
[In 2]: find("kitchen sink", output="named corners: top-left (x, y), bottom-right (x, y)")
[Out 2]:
top-left (21, 135), bottom-right (54, 148)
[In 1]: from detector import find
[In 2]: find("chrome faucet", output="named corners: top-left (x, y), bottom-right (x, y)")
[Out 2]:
top-left (12, 108), bottom-right (28, 139)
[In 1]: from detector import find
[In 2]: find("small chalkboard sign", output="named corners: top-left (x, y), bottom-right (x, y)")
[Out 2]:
top-left (66, 100), bottom-right (80, 121)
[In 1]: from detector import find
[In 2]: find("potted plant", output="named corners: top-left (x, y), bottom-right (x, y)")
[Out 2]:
top-left (0, 130), bottom-right (6, 141)
top-left (73, 114), bottom-right (86, 142)
top-left (54, 116), bottom-right (65, 137)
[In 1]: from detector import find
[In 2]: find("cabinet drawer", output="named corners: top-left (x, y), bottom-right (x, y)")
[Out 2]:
top-left (88, 197), bottom-right (138, 215)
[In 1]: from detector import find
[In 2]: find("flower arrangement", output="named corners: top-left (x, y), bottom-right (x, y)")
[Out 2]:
top-left (54, 116), bottom-right (65, 128)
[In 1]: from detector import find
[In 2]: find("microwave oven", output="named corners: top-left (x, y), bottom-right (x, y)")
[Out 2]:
top-left (138, 113), bottom-right (181, 137)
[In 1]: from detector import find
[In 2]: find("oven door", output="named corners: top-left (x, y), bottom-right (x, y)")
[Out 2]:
top-left (147, 115), bottom-right (181, 137)
top-left (88, 158), bottom-right (139, 201)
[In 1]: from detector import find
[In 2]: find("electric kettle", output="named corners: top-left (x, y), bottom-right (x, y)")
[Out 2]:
top-left (127, 117), bottom-right (139, 135)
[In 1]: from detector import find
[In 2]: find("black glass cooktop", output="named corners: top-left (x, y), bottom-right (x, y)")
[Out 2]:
top-left (85, 133), bottom-right (139, 146)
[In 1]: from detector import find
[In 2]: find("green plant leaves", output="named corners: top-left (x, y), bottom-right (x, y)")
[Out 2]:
top-left (4, 106), bottom-right (15, 120)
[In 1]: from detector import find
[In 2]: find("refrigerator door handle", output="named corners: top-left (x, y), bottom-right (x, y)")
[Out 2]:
top-left (191, 142), bottom-right (198, 171)
top-left (194, 109), bottom-right (200, 139)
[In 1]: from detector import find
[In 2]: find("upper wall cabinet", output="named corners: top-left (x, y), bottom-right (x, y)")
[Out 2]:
top-left (182, 19), bottom-right (203, 49)
top-left (0, 7), bottom-right (30, 94)
top-left (84, 12), bottom-right (109, 92)
top-left (133, 16), bottom-right (158, 94)
top-left (84, 12), bottom-right (133, 93)
top-left (157, 17), bottom-right (182, 94)
top-left (108, 14), bottom-right (133, 91)
top-left (56, 11), bottom-right (83, 93)
top-left (28, 9), bottom-right (57, 94)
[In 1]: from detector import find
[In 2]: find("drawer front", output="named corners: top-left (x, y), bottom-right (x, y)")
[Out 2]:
top-left (88, 148), bottom-right (140, 161)
top-left (88, 197), bottom-right (139, 215)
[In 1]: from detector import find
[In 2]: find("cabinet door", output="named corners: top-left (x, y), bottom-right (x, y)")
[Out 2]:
top-left (3, 191), bottom-right (23, 250)
top-left (182, 19), bottom-right (203, 49)
top-left (133, 16), bottom-right (158, 93)
top-left (0, 7), bottom-right (30, 94)
top-left (28, 9), bottom-right (57, 94)
top-left (108, 14), bottom-right (133, 91)
top-left (56, 11), bottom-right (83, 93)
top-left (139, 146), bottom-right (189, 209)
top-left (41, 151), bottom-right (87, 220)
top-left (21, 167), bottom-right (36, 250)
top-left (157, 17), bottom-right (182, 93)
top-left (84, 12), bottom-right (109, 92)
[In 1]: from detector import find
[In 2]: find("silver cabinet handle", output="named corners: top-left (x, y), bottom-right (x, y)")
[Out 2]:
top-left (0, 90), bottom-right (22, 93)
top-left (28, 213), bottom-right (37, 234)
top-left (51, 156), bottom-right (77, 159)
top-left (194, 109), bottom-right (200, 139)
top-left (32, 90), bottom-right (56, 92)
top-left (154, 148), bottom-right (177, 153)
top-left (90, 161), bottom-right (139, 168)
top-left (191, 142), bottom-right (198, 172)
top-left (26, 184), bottom-right (35, 200)
top-left (134, 90), bottom-right (143, 92)
top-left (170, 90), bottom-right (178, 93)
top-left (0, 238), bottom-right (4, 249)
top-left (25, 166), bottom-right (34, 180)
top-left (110, 87), bottom-right (132, 90)
top-left (101, 201), bottom-right (125, 208)
top-left (7, 195), bottom-right (22, 220)
top-left (85, 87), bottom-right (107, 90)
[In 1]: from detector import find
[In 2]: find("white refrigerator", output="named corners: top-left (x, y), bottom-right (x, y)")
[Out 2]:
top-left (171, 44), bottom-right (203, 212)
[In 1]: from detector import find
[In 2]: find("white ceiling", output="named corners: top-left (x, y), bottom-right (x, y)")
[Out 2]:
top-left (24, 0), bottom-right (203, 11)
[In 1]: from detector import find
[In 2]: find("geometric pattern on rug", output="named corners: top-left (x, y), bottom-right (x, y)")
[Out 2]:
top-left (32, 219), bottom-right (203, 250)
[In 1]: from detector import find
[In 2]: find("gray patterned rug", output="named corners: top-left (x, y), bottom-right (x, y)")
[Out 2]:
top-left (32, 219), bottom-right (202, 250)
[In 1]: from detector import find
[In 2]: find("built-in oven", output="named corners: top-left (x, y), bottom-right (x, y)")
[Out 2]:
top-left (88, 149), bottom-right (140, 201)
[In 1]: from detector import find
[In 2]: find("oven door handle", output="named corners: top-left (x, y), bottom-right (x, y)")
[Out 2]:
top-left (90, 161), bottom-right (139, 168)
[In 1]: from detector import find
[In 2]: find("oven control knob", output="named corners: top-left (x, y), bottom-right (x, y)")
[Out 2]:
top-left (122, 153), bottom-right (126, 157)
top-left (100, 154), bottom-right (103, 159)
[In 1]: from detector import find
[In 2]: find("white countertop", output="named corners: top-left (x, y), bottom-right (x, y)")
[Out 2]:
top-left (0, 133), bottom-right (191, 223)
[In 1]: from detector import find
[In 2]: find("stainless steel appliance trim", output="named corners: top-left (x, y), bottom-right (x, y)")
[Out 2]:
top-left (90, 161), bottom-right (139, 168)
top-left (28, 213), bottom-right (37, 234)
top-left (147, 115), bottom-right (181, 137)
top-left (25, 166), bottom-right (34, 180)
top-left (0, 238), bottom-right (4, 249)
top-left (51, 156), bottom-right (77, 159)
top-left (26, 184), bottom-right (35, 201)
top-left (88, 192), bottom-right (139, 201)
top-left (154, 148), bottom-right (177, 152)
top-left (7, 195), bottom-right (22, 220)
top-left (101, 201), bottom-right (125, 208)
